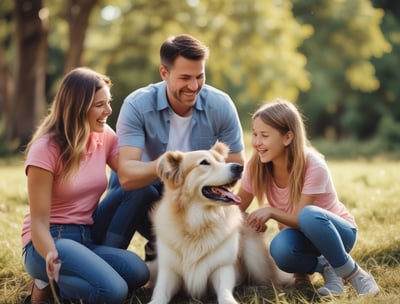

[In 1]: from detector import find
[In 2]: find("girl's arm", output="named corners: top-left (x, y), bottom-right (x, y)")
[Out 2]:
top-left (247, 193), bottom-right (315, 230)
top-left (237, 186), bottom-right (254, 212)
top-left (27, 166), bottom-right (60, 280)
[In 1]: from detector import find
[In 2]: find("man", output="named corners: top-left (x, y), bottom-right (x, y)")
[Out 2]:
top-left (92, 34), bottom-right (245, 259)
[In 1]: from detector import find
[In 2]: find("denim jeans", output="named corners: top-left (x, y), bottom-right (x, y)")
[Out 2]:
top-left (23, 224), bottom-right (149, 304)
top-left (270, 205), bottom-right (358, 275)
top-left (91, 171), bottom-right (163, 248)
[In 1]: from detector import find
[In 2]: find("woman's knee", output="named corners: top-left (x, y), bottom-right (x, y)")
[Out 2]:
top-left (76, 277), bottom-right (128, 304)
top-left (119, 251), bottom-right (150, 289)
top-left (95, 247), bottom-right (150, 290)
top-left (128, 260), bottom-right (150, 289)
top-left (101, 279), bottom-right (128, 304)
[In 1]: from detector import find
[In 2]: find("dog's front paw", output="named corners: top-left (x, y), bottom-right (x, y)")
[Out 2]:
top-left (148, 299), bottom-right (168, 304)
top-left (220, 299), bottom-right (239, 304)
top-left (218, 292), bottom-right (239, 304)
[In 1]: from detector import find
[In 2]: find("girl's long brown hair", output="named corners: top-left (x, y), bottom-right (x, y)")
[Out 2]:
top-left (25, 67), bottom-right (112, 181)
top-left (248, 98), bottom-right (311, 208)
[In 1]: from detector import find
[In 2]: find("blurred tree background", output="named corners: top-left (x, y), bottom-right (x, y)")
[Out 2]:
top-left (0, 0), bottom-right (399, 158)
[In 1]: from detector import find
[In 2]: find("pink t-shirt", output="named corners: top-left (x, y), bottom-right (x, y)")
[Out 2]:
top-left (241, 151), bottom-right (356, 227)
top-left (21, 125), bottom-right (118, 247)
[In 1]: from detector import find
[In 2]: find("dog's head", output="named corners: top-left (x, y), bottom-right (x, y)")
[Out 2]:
top-left (156, 142), bottom-right (243, 206)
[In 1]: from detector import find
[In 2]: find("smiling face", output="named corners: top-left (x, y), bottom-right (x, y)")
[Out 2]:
top-left (87, 86), bottom-right (112, 132)
top-left (159, 56), bottom-right (205, 117)
top-left (251, 116), bottom-right (293, 165)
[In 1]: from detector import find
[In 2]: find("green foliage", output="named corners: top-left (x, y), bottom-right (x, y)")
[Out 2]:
top-left (294, 0), bottom-right (393, 140)
top-left (349, 1), bottom-right (400, 140)
top-left (86, 0), bottom-right (397, 143)
top-left (1, 0), bottom-right (399, 153)
top-left (312, 137), bottom-right (400, 160)
top-left (0, 3), bottom-right (12, 58)
top-left (376, 115), bottom-right (400, 151)
top-left (0, 119), bottom-right (25, 157)
top-left (84, 0), bottom-right (312, 123)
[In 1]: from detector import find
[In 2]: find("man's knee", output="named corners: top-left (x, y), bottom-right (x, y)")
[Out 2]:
top-left (125, 184), bottom-right (162, 208)
top-left (108, 171), bottom-right (121, 189)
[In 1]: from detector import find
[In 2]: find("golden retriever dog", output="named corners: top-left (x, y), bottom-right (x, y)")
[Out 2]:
top-left (148, 142), bottom-right (281, 304)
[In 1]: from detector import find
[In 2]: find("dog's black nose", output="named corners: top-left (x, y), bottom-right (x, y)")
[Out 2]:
top-left (230, 163), bottom-right (243, 177)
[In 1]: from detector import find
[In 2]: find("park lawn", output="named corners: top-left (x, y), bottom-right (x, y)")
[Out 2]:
top-left (0, 159), bottom-right (399, 303)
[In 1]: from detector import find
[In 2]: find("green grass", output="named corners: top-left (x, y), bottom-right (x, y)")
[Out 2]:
top-left (1, 158), bottom-right (399, 303)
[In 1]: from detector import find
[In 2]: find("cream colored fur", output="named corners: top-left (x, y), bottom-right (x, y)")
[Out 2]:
top-left (149, 142), bottom-right (280, 304)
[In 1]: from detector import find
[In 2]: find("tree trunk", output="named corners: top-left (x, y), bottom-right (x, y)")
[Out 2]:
top-left (12, 0), bottom-right (48, 147)
top-left (64, 0), bottom-right (98, 73)
top-left (0, 46), bottom-right (13, 139)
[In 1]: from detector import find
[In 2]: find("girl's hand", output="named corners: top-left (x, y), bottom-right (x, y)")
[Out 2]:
top-left (246, 207), bottom-right (272, 232)
top-left (46, 250), bottom-right (61, 282)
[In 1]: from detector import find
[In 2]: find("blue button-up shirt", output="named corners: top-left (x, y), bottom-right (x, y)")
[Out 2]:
top-left (117, 81), bottom-right (244, 161)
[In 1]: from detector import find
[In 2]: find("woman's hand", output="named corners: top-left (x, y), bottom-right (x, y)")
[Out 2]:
top-left (46, 250), bottom-right (61, 282)
top-left (246, 207), bottom-right (272, 232)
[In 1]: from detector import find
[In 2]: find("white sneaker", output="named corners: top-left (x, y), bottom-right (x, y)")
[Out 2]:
top-left (317, 264), bottom-right (344, 296)
top-left (347, 266), bottom-right (379, 296)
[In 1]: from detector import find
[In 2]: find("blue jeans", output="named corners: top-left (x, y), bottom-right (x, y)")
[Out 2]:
top-left (91, 171), bottom-right (163, 248)
top-left (270, 205), bottom-right (357, 275)
top-left (23, 225), bottom-right (149, 304)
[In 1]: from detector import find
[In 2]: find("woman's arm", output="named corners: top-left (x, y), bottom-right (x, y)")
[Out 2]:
top-left (28, 166), bottom-right (56, 258)
top-left (27, 166), bottom-right (60, 280)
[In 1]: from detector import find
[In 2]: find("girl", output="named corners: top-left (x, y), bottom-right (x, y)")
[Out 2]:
top-left (237, 98), bottom-right (379, 296)
top-left (22, 67), bottom-right (149, 303)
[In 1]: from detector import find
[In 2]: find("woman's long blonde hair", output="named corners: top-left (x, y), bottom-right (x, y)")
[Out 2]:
top-left (25, 67), bottom-right (112, 181)
top-left (248, 98), bottom-right (311, 208)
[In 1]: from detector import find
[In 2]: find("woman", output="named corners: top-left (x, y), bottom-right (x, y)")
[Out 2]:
top-left (237, 98), bottom-right (379, 296)
top-left (21, 67), bottom-right (149, 303)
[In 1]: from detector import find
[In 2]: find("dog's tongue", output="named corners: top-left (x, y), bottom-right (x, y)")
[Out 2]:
top-left (212, 187), bottom-right (242, 203)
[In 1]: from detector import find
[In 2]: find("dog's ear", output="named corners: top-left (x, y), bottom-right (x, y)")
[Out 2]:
top-left (156, 151), bottom-right (184, 187)
top-left (211, 141), bottom-right (230, 159)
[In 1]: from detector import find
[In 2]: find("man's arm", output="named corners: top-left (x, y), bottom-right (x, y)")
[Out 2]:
top-left (117, 146), bottom-right (158, 191)
top-left (226, 151), bottom-right (245, 166)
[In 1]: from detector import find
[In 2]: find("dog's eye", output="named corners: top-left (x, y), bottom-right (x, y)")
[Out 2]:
top-left (200, 159), bottom-right (210, 166)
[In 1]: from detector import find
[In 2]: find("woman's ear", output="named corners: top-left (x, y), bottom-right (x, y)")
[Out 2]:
top-left (284, 131), bottom-right (294, 146)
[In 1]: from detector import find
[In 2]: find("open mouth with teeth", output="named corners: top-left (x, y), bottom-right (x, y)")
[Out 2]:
top-left (202, 182), bottom-right (242, 204)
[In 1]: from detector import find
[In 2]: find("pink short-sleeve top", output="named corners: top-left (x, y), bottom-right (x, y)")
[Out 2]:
top-left (241, 151), bottom-right (356, 227)
top-left (21, 125), bottom-right (118, 247)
